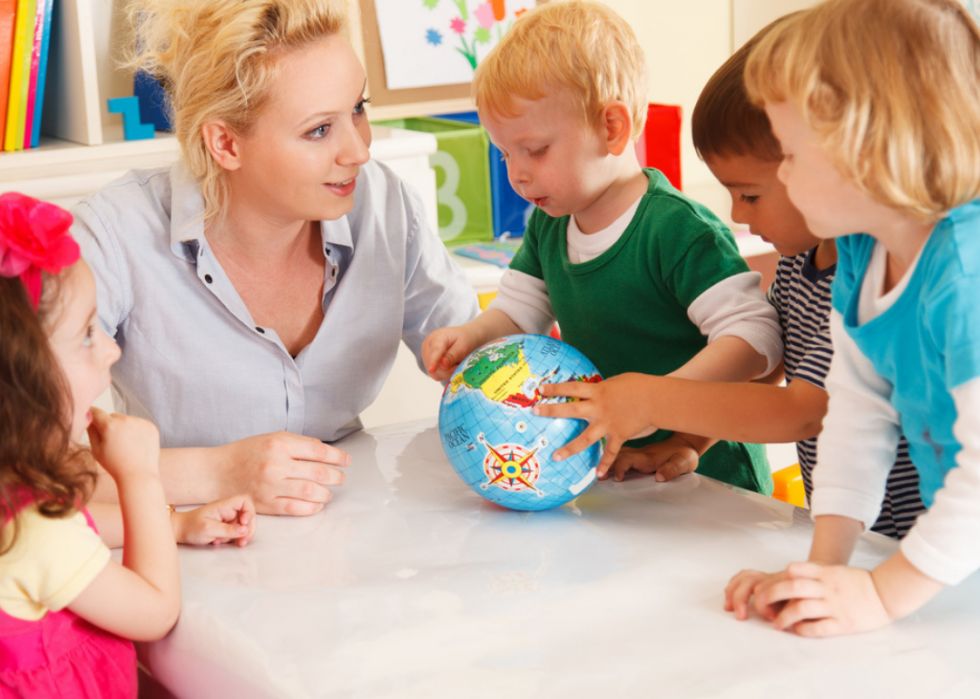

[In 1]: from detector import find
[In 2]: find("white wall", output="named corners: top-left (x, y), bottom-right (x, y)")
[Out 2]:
top-left (602, 0), bottom-right (731, 202)
top-left (733, 0), bottom-right (818, 48)
top-left (603, 1), bottom-right (818, 223)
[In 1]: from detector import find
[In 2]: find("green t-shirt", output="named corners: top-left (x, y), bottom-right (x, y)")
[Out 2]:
top-left (510, 169), bottom-right (773, 495)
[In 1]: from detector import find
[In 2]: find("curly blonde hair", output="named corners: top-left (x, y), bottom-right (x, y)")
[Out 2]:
top-left (130, 0), bottom-right (348, 223)
top-left (472, 0), bottom-right (648, 139)
top-left (744, 0), bottom-right (980, 222)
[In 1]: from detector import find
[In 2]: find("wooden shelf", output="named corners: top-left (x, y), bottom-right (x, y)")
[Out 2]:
top-left (0, 125), bottom-right (180, 181)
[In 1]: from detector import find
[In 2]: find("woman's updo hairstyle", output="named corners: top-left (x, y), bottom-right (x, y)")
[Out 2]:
top-left (130, 0), bottom-right (347, 223)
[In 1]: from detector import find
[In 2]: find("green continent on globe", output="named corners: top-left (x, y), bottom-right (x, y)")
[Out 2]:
top-left (450, 341), bottom-right (540, 408)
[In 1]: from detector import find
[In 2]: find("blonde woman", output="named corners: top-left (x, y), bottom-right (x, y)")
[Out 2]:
top-left (725, 0), bottom-right (980, 636)
top-left (74, 0), bottom-right (479, 516)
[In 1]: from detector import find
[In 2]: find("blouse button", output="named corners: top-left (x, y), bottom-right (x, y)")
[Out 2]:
top-left (256, 327), bottom-right (265, 334)
top-left (204, 274), bottom-right (213, 284)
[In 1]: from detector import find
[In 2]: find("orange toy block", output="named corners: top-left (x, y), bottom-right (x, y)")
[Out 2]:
top-left (771, 463), bottom-right (805, 508)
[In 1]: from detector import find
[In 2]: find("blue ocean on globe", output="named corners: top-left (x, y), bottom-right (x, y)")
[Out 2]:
top-left (438, 333), bottom-right (603, 511)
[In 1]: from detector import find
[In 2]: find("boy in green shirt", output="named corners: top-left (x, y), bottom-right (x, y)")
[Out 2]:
top-left (422, 0), bottom-right (782, 494)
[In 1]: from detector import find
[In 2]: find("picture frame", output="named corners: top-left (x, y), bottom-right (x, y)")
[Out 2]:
top-left (350, 0), bottom-right (543, 120)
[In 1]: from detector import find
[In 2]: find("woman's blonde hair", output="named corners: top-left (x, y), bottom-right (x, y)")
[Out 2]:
top-left (130, 0), bottom-right (347, 223)
top-left (745, 0), bottom-right (980, 222)
top-left (472, 0), bottom-right (648, 139)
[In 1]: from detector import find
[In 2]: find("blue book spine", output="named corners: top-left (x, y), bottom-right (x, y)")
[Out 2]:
top-left (29, 0), bottom-right (51, 147)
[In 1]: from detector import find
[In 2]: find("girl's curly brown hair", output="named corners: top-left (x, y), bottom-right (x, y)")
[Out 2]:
top-left (0, 273), bottom-right (96, 555)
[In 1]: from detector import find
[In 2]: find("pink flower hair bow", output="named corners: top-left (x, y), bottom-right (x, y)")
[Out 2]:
top-left (0, 192), bottom-right (78, 310)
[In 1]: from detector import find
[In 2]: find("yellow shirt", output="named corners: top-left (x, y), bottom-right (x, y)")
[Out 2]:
top-left (0, 506), bottom-right (110, 621)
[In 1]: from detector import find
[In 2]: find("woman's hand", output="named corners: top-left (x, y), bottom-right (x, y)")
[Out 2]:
top-left (173, 495), bottom-right (257, 547)
top-left (87, 407), bottom-right (161, 480)
top-left (218, 432), bottom-right (349, 516)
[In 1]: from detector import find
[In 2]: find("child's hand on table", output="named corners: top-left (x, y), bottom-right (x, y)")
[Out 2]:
top-left (534, 373), bottom-right (658, 474)
top-left (725, 568), bottom-right (795, 622)
top-left (604, 434), bottom-right (699, 482)
top-left (725, 563), bottom-right (893, 637)
top-left (762, 563), bottom-right (892, 636)
top-left (422, 326), bottom-right (482, 381)
top-left (172, 495), bottom-right (257, 547)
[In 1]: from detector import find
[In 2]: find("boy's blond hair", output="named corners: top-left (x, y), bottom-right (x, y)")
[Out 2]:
top-left (744, 0), bottom-right (980, 221)
top-left (129, 0), bottom-right (347, 224)
top-left (473, 0), bottom-right (648, 139)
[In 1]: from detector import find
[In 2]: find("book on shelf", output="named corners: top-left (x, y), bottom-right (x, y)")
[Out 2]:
top-left (22, 0), bottom-right (46, 148)
top-left (1, 0), bottom-right (56, 151)
top-left (28, 0), bottom-right (50, 147)
top-left (4, 0), bottom-right (32, 151)
top-left (40, 0), bottom-right (104, 146)
top-left (0, 0), bottom-right (15, 141)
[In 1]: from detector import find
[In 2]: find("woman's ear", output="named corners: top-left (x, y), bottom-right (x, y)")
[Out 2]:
top-left (201, 121), bottom-right (242, 171)
top-left (601, 101), bottom-right (634, 157)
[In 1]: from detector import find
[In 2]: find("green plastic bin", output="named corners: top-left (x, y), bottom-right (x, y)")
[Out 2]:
top-left (376, 117), bottom-right (494, 245)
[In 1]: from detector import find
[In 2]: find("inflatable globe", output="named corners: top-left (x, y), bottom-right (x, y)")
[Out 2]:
top-left (438, 333), bottom-right (603, 511)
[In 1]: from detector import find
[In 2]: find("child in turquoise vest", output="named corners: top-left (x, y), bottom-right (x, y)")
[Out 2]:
top-left (724, 0), bottom-right (980, 636)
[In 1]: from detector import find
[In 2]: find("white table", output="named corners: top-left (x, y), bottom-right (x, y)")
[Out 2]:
top-left (142, 419), bottom-right (980, 698)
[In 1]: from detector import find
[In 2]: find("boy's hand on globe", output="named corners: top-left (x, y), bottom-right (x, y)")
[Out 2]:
top-left (535, 373), bottom-right (658, 475)
top-left (423, 326), bottom-right (479, 381)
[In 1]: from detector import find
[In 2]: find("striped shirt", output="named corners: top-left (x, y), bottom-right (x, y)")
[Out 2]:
top-left (768, 249), bottom-right (924, 538)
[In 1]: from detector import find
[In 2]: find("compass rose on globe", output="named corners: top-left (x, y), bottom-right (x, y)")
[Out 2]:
top-left (477, 434), bottom-right (547, 497)
top-left (439, 334), bottom-right (603, 511)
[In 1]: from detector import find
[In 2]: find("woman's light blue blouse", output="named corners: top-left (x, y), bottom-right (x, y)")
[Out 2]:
top-left (72, 160), bottom-right (479, 447)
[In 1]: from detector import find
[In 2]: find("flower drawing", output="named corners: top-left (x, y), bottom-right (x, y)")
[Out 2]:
top-left (474, 2), bottom-right (495, 29)
top-left (421, 0), bottom-right (525, 73)
top-left (426, 28), bottom-right (443, 45)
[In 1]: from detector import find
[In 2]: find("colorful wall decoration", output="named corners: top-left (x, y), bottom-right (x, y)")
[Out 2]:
top-left (374, 0), bottom-right (535, 91)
